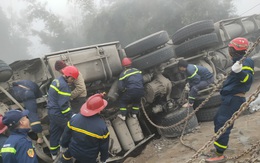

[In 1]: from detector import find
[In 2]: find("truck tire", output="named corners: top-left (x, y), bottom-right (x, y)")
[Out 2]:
top-left (132, 44), bottom-right (175, 70)
top-left (175, 33), bottom-right (219, 58)
top-left (124, 31), bottom-right (170, 58)
top-left (172, 20), bottom-right (215, 45)
top-left (0, 60), bottom-right (13, 82)
top-left (193, 93), bottom-right (222, 109)
top-left (196, 106), bottom-right (219, 122)
top-left (156, 107), bottom-right (199, 138)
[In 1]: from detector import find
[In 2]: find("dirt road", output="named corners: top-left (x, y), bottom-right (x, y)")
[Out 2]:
top-left (124, 80), bottom-right (260, 163)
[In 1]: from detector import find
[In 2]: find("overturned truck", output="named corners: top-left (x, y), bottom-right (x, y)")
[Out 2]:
top-left (0, 14), bottom-right (260, 162)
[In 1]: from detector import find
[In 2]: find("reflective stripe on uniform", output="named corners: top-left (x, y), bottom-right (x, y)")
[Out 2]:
top-left (68, 122), bottom-right (110, 139)
top-left (63, 154), bottom-right (72, 160)
top-left (50, 145), bottom-right (60, 151)
top-left (214, 141), bottom-right (227, 149)
top-left (240, 74), bottom-right (249, 83)
top-left (1, 147), bottom-right (16, 154)
top-left (50, 85), bottom-right (71, 96)
top-left (61, 107), bottom-right (71, 114)
top-left (188, 96), bottom-right (196, 100)
top-left (120, 108), bottom-right (127, 111)
top-left (132, 107), bottom-right (139, 110)
top-left (119, 70), bottom-right (142, 80)
top-left (31, 121), bottom-right (41, 126)
top-left (242, 66), bottom-right (254, 74)
top-left (188, 65), bottom-right (198, 79)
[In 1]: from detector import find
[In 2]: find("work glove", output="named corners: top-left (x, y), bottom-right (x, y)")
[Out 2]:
top-left (60, 147), bottom-right (67, 153)
top-left (231, 61), bottom-right (242, 73)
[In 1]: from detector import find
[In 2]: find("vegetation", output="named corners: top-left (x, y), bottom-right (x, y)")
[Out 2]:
top-left (0, 0), bottom-right (235, 63)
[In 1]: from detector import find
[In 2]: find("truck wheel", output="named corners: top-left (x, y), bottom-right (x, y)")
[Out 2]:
top-left (0, 60), bottom-right (13, 82)
top-left (172, 20), bottom-right (215, 45)
top-left (193, 93), bottom-right (222, 109)
top-left (157, 107), bottom-right (199, 138)
top-left (124, 31), bottom-right (170, 58)
top-left (175, 33), bottom-right (219, 58)
top-left (132, 44), bottom-right (176, 70)
top-left (196, 106), bottom-right (219, 122)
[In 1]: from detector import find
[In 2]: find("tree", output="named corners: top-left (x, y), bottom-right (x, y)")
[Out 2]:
top-left (85, 0), bottom-right (236, 47)
top-left (23, 0), bottom-right (74, 51)
top-left (0, 7), bottom-right (30, 64)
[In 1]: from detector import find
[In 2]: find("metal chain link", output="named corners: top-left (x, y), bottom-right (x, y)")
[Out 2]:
top-left (139, 37), bottom-right (260, 162)
top-left (186, 84), bottom-right (260, 163)
top-left (141, 36), bottom-right (260, 130)
top-left (140, 80), bottom-right (222, 129)
top-left (185, 37), bottom-right (260, 162)
top-left (226, 140), bottom-right (260, 160)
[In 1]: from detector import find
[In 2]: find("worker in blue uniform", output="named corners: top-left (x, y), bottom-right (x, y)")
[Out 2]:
top-left (206, 37), bottom-right (254, 163)
top-left (54, 60), bottom-right (87, 113)
top-left (178, 59), bottom-right (214, 108)
top-left (11, 80), bottom-right (43, 144)
top-left (1, 110), bottom-right (38, 163)
top-left (117, 57), bottom-right (144, 121)
top-left (59, 93), bottom-right (109, 163)
top-left (0, 114), bottom-right (8, 163)
top-left (47, 65), bottom-right (79, 160)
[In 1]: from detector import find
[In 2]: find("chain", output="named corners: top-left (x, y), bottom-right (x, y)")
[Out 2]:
top-left (140, 37), bottom-right (260, 161)
top-left (243, 145), bottom-right (260, 163)
top-left (179, 108), bottom-right (199, 152)
top-left (140, 81), bottom-right (221, 129)
top-left (186, 37), bottom-right (260, 163)
top-left (186, 84), bottom-right (260, 163)
top-left (141, 36), bottom-right (260, 130)
top-left (226, 141), bottom-right (260, 160)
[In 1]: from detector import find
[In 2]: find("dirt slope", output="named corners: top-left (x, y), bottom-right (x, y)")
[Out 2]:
top-left (124, 80), bottom-right (260, 163)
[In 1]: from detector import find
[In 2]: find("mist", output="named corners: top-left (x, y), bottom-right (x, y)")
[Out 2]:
top-left (0, 0), bottom-right (259, 64)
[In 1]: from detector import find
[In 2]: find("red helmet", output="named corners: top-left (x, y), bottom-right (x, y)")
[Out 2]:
top-left (62, 66), bottom-right (79, 79)
top-left (122, 58), bottom-right (132, 67)
top-left (80, 94), bottom-right (108, 117)
top-left (228, 37), bottom-right (249, 51)
top-left (0, 115), bottom-right (7, 134)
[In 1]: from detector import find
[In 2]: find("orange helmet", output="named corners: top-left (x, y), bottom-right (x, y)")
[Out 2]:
top-left (80, 94), bottom-right (107, 117)
top-left (0, 115), bottom-right (8, 134)
top-left (62, 66), bottom-right (79, 79)
top-left (122, 58), bottom-right (132, 67)
top-left (228, 37), bottom-right (249, 51)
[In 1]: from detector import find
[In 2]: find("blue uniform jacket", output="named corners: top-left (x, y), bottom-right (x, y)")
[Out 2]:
top-left (47, 76), bottom-right (72, 117)
top-left (12, 80), bottom-right (42, 98)
top-left (118, 68), bottom-right (144, 92)
top-left (1, 129), bottom-right (38, 163)
top-left (221, 57), bottom-right (254, 96)
top-left (60, 114), bottom-right (110, 162)
top-left (186, 64), bottom-right (213, 87)
top-left (0, 134), bottom-right (8, 163)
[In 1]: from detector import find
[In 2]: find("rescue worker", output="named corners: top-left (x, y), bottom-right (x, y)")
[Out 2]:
top-left (11, 80), bottom-right (43, 144)
top-left (206, 37), bottom-right (254, 162)
top-left (1, 110), bottom-right (38, 163)
top-left (0, 115), bottom-right (8, 163)
top-left (55, 60), bottom-right (87, 113)
top-left (117, 57), bottom-right (144, 121)
top-left (47, 65), bottom-right (79, 160)
top-left (59, 93), bottom-right (109, 163)
top-left (178, 59), bottom-right (214, 107)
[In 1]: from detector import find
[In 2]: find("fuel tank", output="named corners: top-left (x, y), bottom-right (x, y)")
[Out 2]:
top-left (44, 42), bottom-right (126, 83)
top-left (126, 117), bottom-right (144, 142)
top-left (112, 117), bottom-right (135, 151)
top-left (106, 120), bottom-right (122, 155)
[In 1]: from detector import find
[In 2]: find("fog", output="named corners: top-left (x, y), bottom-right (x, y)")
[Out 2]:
top-left (0, 0), bottom-right (259, 64)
